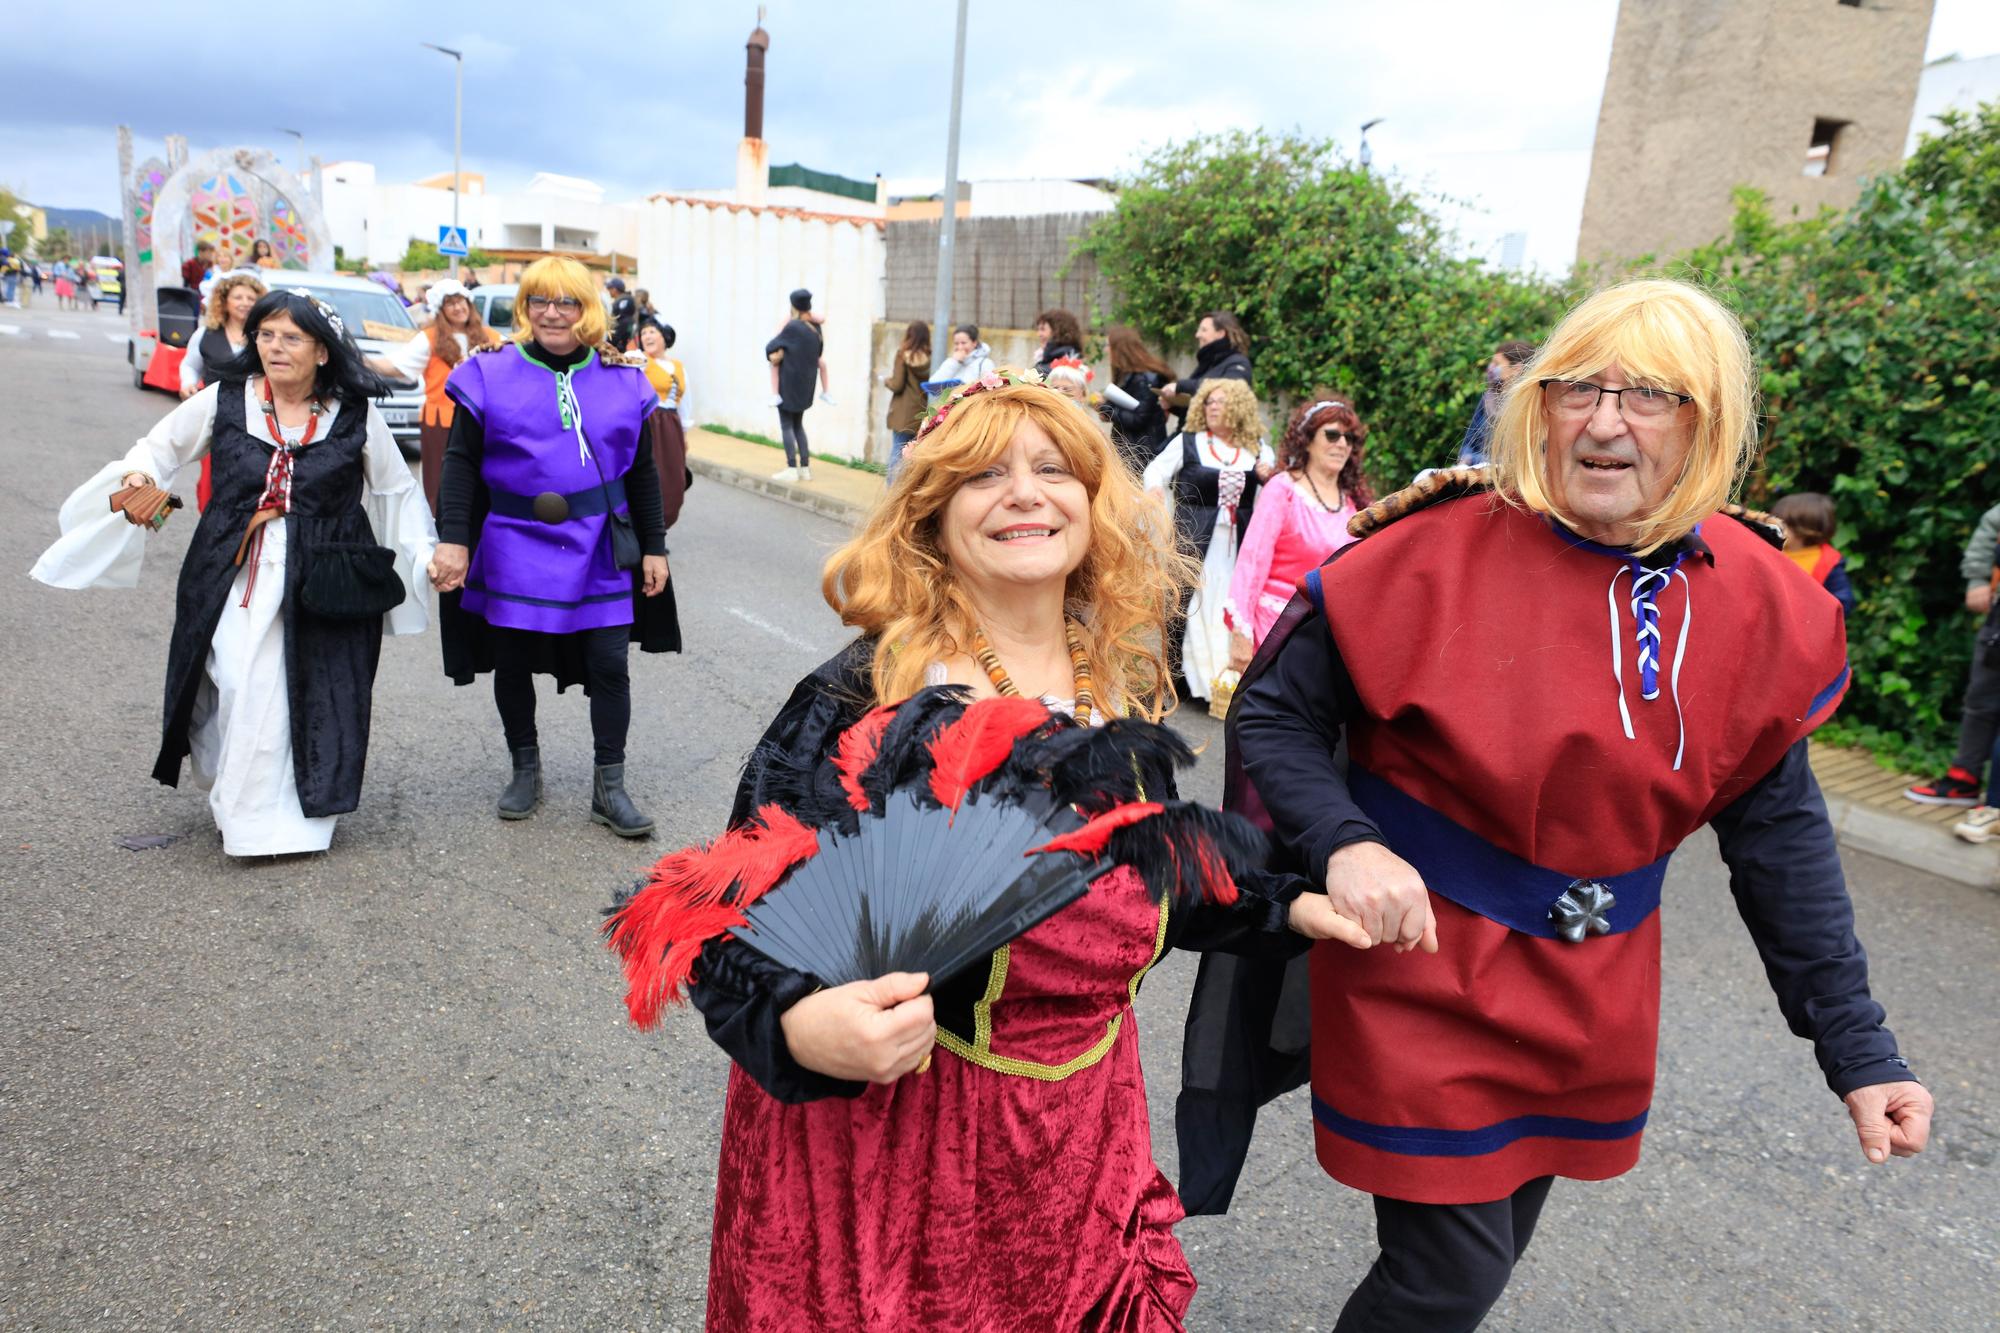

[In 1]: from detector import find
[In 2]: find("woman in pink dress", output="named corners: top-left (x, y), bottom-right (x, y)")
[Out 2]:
top-left (1224, 396), bottom-right (1374, 669)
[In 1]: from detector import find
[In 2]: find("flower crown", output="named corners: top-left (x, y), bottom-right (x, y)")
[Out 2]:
top-left (287, 287), bottom-right (345, 337)
top-left (911, 367), bottom-right (1049, 444)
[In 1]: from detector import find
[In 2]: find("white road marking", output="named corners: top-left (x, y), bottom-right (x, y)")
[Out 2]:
top-left (47, 330), bottom-right (80, 340)
top-left (0, 324), bottom-right (20, 336)
top-left (106, 333), bottom-right (127, 343)
top-left (725, 605), bottom-right (820, 653)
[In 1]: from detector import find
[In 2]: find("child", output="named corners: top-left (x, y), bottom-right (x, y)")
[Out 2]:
top-left (1772, 491), bottom-right (1855, 617)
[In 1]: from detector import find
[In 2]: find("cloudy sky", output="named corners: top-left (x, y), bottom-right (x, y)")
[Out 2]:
top-left (4, 0), bottom-right (1996, 272)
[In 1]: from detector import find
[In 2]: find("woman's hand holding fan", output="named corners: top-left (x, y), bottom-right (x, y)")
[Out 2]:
top-left (779, 972), bottom-right (937, 1083)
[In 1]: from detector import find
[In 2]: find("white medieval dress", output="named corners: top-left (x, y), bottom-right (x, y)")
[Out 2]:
top-left (31, 378), bottom-right (436, 855)
top-left (1142, 431), bottom-right (1276, 699)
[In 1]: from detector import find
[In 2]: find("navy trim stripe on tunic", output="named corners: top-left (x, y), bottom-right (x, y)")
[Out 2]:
top-left (1312, 1094), bottom-right (1649, 1156)
top-left (1810, 663), bottom-right (1851, 718)
top-left (1348, 767), bottom-right (1669, 938)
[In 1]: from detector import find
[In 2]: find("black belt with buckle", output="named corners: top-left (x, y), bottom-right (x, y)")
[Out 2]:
top-left (487, 476), bottom-right (628, 524)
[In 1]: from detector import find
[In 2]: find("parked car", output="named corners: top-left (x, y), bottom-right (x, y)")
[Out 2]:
top-left (131, 271), bottom-right (425, 453)
top-left (468, 283), bottom-right (517, 334)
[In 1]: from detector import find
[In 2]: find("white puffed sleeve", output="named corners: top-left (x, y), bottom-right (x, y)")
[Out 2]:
top-left (359, 402), bottom-right (438, 637)
top-left (28, 385), bottom-right (220, 590)
top-left (1141, 436), bottom-right (1185, 495)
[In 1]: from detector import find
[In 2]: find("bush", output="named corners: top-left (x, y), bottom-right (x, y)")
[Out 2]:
top-left (1071, 129), bottom-right (1575, 488)
top-left (397, 239), bottom-right (495, 272)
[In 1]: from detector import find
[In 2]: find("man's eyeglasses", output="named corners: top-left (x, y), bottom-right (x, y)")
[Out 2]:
top-left (254, 330), bottom-right (312, 351)
top-left (525, 295), bottom-right (585, 316)
top-left (1540, 378), bottom-right (1693, 419)
top-left (1319, 428), bottom-right (1360, 445)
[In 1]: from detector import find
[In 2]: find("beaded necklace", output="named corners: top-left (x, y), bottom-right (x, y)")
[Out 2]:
top-left (970, 621), bottom-right (1095, 726)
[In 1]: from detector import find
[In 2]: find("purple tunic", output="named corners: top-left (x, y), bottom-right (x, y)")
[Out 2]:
top-left (445, 344), bottom-right (656, 634)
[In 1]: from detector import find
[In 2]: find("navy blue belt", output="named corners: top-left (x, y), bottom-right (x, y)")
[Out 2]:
top-left (1347, 767), bottom-right (1669, 940)
top-left (488, 476), bottom-right (627, 523)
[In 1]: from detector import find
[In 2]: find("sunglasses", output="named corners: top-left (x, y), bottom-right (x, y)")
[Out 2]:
top-left (1318, 428), bottom-right (1360, 445)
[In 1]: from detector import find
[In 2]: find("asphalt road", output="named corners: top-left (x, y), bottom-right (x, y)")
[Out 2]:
top-left (3, 303), bottom-right (1996, 1331)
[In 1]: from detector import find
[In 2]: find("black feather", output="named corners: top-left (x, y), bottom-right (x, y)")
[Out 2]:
top-left (861, 686), bottom-right (972, 808)
top-left (1102, 801), bottom-right (1269, 905)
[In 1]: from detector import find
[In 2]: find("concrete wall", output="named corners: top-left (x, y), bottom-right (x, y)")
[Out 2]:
top-left (635, 196), bottom-right (885, 462)
top-left (885, 213), bottom-right (1113, 331)
top-left (1577, 0), bottom-right (1935, 265)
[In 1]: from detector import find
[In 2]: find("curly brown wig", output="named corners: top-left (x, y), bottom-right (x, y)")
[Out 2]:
top-left (1279, 393), bottom-right (1373, 509)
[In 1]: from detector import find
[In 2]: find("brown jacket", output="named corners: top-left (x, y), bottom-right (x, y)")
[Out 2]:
top-left (885, 351), bottom-right (932, 434)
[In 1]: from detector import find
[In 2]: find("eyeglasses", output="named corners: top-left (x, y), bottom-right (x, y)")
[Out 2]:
top-left (254, 330), bottom-right (312, 351)
top-left (1540, 378), bottom-right (1693, 419)
top-left (1318, 428), bottom-right (1360, 445)
top-left (525, 295), bottom-right (585, 316)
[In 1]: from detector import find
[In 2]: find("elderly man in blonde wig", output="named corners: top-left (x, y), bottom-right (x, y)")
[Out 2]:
top-left (1217, 278), bottom-right (1931, 1330)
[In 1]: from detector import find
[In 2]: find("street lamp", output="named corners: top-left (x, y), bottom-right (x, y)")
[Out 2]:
top-left (1360, 117), bottom-right (1385, 172)
top-left (421, 42), bottom-right (465, 241)
top-left (277, 127), bottom-right (305, 181)
top-left (931, 0), bottom-right (970, 353)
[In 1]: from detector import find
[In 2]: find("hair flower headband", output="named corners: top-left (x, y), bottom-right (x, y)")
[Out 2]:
top-left (911, 366), bottom-right (1048, 444)
top-left (287, 287), bottom-right (345, 337)
top-left (1049, 354), bottom-right (1093, 383)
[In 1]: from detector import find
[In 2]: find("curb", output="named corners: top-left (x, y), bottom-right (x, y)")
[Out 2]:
top-left (688, 456), bottom-right (869, 525)
top-left (1822, 789), bottom-right (1999, 891)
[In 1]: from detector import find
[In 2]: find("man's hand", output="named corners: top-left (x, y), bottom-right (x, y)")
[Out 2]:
top-left (1843, 1080), bottom-right (1933, 1163)
top-left (1967, 584), bottom-right (1992, 615)
top-left (1287, 893), bottom-right (1372, 948)
top-left (780, 972), bottom-right (937, 1084)
top-left (428, 542), bottom-right (469, 592)
top-left (1324, 840), bottom-right (1438, 953)
top-left (641, 554), bottom-right (669, 597)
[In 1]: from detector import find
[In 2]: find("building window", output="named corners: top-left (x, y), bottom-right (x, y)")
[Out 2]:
top-left (1837, 0), bottom-right (1862, 8)
top-left (1804, 118), bottom-right (1848, 176)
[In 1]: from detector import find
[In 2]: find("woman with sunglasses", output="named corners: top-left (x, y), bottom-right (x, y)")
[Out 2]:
top-left (428, 257), bottom-right (685, 837)
top-left (1223, 397), bottom-right (1373, 672)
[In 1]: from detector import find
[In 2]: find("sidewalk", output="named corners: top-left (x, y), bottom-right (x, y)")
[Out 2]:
top-left (680, 428), bottom-right (1996, 893)
top-left (1810, 740), bottom-right (1998, 890)
top-left (685, 426), bottom-right (879, 525)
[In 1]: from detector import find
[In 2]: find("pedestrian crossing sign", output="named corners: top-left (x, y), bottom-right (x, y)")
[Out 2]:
top-left (438, 226), bottom-right (470, 258)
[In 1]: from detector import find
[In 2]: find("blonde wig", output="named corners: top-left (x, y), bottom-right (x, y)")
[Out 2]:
top-left (822, 381), bottom-right (1197, 718)
top-left (511, 256), bottom-right (609, 349)
top-left (203, 273), bottom-right (268, 330)
top-left (1188, 377), bottom-right (1267, 448)
top-left (1489, 278), bottom-right (1757, 553)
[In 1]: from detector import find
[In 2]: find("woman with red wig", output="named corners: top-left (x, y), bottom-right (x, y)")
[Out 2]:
top-left (1223, 395), bottom-right (1372, 670)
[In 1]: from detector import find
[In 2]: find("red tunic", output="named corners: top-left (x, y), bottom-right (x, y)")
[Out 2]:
top-left (706, 865), bottom-right (1195, 1332)
top-left (1308, 496), bottom-right (1847, 1204)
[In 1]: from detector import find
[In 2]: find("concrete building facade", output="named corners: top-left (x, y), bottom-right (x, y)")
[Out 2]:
top-left (1577, 0), bottom-right (1935, 265)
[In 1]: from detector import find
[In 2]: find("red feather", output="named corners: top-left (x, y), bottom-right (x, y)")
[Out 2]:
top-left (833, 706), bottom-right (896, 812)
top-left (1027, 801), bottom-right (1165, 856)
top-left (602, 804), bottom-right (821, 1027)
top-left (926, 695), bottom-right (1054, 810)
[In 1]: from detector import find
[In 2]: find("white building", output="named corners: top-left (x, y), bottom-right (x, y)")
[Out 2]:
top-left (315, 163), bottom-right (641, 264)
top-left (1905, 52), bottom-right (2000, 155)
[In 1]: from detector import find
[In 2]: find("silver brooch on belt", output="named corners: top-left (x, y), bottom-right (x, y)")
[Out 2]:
top-left (1551, 879), bottom-right (1616, 942)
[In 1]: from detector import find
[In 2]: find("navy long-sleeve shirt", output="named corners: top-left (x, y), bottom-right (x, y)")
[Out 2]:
top-left (1234, 606), bottom-right (1913, 1100)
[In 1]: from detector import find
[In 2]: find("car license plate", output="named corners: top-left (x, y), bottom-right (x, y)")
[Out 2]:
top-left (381, 409), bottom-right (414, 426)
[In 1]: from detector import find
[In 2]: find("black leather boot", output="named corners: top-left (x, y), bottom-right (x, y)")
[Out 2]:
top-left (497, 746), bottom-right (541, 820)
top-left (591, 763), bottom-right (655, 837)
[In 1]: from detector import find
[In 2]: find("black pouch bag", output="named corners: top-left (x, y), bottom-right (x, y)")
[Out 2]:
top-left (586, 436), bottom-right (642, 571)
top-left (301, 542), bottom-right (408, 619)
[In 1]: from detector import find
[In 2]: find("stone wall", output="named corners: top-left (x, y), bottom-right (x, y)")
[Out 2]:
top-left (1577, 0), bottom-right (1935, 265)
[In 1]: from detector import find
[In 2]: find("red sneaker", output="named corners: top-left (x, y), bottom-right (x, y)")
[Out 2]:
top-left (1904, 767), bottom-right (1982, 806)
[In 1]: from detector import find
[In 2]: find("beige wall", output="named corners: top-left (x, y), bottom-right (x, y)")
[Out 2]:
top-left (1577, 0), bottom-right (1934, 265)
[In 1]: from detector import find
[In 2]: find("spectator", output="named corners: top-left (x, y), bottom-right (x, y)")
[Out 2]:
top-left (606, 277), bottom-right (636, 350)
top-left (765, 288), bottom-right (830, 483)
top-left (1457, 340), bottom-right (1536, 466)
top-left (250, 239), bottom-right (281, 270)
top-left (882, 319), bottom-right (931, 477)
top-left (1157, 311), bottom-right (1253, 432)
top-left (0, 249), bottom-right (20, 308)
top-left (1224, 394), bottom-right (1372, 670)
top-left (1771, 492), bottom-right (1855, 617)
top-left (180, 242), bottom-right (215, 292)
top-left (932, 324), bottom-right (992, 386)
top-left (1104, 324), bottom-right (1173, 474)
top-left (1032, 307), bottom-right (1083, 377)
top-left (1905, 499), bottom-right (2000, 806)
top-left (633, 287), bottom-right (660, 335)
top-left (458, 265), bottom-right (481, 291)
top-left (53, 257), bottom-right (78, 311)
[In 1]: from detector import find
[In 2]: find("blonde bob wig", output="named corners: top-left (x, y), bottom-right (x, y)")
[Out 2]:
top-left (1489, 278), bottom-right (1757, 554)
top-left (204, 272), bottom-right (268, 329)
top-left (1188, 377), bottom-right (1267, 448)
top-left (511, 256), bottom-right (609, 349)
top-left (822, 381), bottom-right (1197, 718)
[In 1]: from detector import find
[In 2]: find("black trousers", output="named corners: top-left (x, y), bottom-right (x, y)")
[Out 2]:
top-left (1951, 632), bottom-right (2000, 774)
top-left (1333, 1177), bottom-right (1554, 1333)
top-left (778, 409), bottom-right (809, 467)
top-left (492, 625), bottom-right (632, 766)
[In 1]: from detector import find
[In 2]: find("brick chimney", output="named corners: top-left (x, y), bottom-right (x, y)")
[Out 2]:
top-left (737, 11), bottom-right (770, 205)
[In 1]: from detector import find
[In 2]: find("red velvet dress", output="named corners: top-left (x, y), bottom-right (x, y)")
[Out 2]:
top-left (706, 863), bottom-right (1195, 1332)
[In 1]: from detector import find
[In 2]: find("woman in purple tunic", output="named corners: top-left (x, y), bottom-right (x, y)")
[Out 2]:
top-left (428, 257), bottom-right (686, 836)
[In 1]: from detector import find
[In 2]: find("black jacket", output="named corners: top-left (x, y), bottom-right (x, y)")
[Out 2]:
top-left (1033, 341), bottom-right (1082, 379)
top-left (1106, 369), bottom-right (1169, 472)
top-left (766, 318), bottom-right (824, 413)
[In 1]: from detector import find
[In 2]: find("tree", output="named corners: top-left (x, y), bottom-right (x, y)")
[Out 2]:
top-left (0, 186), bottom-right (31, 253)
top-left (397, 239), bottom-right (495, 272)
top-left (37, 226), bottom-right (73, 260)
top-left (1072, 129), bottom-right (1573, 485)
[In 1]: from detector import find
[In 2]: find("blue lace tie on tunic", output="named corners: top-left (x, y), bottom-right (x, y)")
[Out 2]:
top-left (1607, 551), bottom-right (1691, 771)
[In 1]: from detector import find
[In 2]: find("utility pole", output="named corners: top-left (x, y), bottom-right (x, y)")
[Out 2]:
top-left (1359, 117), bottom-right (1385, 173)
top-left (422, 43), bottom-right (465, 238)
top-left (931, 0), bottom-right (969, 353)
